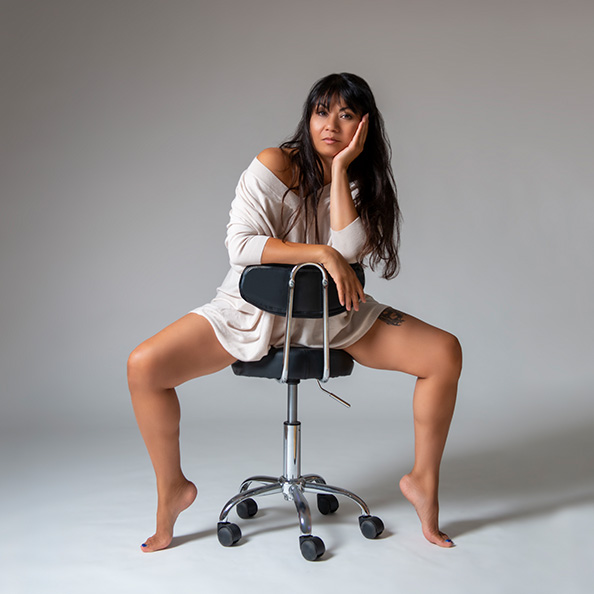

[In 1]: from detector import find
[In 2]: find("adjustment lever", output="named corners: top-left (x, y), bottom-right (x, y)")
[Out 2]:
top-left (316, 380), bottom-right (351, 408)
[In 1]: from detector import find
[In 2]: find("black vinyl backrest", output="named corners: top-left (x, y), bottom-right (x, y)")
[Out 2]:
top-left (238, 263), bottom-right (365, 319)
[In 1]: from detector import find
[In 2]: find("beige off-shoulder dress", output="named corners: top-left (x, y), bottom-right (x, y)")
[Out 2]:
top-left (190, 157), bottom-right (386, 362)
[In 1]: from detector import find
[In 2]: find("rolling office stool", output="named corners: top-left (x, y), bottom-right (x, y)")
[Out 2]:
top-left (217, 262), bottom-right (384, 561)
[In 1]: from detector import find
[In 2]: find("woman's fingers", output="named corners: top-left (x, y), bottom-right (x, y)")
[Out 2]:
top-left (357, 114), bottom-right (369, 147)
top-left (350, 277), bottom-right (366, 311)
top-left (333, 114), bottom-right (369, 169)
top-left (351, 114), bottom-right (369, 155)
top-left (321, 247), bottom-right (366, 312)
top-left (335, 269), bottom-right (365, 312)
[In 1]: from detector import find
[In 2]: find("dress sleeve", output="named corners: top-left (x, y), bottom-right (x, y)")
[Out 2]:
top-left (225, 168), bottom-right (280, 269)
top-left (328, 217), bottom-right (367, 263)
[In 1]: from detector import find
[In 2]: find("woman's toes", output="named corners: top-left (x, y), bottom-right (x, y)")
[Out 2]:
top-left (423, 529), bottom-right (455, 548)
top-left (140, 534), bottom-right (172, 552)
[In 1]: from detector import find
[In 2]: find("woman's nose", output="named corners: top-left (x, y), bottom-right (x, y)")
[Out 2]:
top-left (325, 115), bottom-right (339, 131)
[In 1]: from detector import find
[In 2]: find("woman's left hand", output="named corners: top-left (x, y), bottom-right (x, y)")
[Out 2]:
top-left (332, 114), bottom-right (369, 172)
top-left (319, 246), bottom-right (366, 312)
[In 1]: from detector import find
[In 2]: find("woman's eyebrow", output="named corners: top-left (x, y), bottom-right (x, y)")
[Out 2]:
top-left (315, 102), bottom-right (355, 112)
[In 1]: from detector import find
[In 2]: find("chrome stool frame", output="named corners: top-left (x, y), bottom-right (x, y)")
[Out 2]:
top-left (217, 263), bottom-right (384, 561)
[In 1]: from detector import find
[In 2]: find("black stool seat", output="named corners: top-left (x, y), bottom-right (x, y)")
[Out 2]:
top-left (232, 347), bottom-right (354, 382)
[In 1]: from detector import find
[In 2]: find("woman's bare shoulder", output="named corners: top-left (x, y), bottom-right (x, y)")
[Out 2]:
top-left (256, 147), bottom-right (295, 187)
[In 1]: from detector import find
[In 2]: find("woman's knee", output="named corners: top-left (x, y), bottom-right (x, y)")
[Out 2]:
top-left (436, 331), bottom-right (463, 380)
top-left (127, 341), bottom-right (161, 391)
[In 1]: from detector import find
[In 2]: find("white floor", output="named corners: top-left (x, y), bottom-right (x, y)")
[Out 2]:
top-left (2, 402), bottom-right (593, 594)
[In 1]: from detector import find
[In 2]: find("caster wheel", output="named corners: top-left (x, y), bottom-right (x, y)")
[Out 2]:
top-left (217, 522), bottom-right (242, 547)
top-left (359, 515), bottom-right (384, 539)
top-left (299, 535), bottom-right (325, 561)
top-left (317, 494), bottom-right (339, 515)
top-left (237, 498), bottom-right (258, 519)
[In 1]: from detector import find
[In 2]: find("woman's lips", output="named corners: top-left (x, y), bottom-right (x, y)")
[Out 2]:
top-left (322, 138), bottom-right (339, 144)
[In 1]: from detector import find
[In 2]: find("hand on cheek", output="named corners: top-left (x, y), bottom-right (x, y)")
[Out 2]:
top-left (333, 114), bottom-right (369, 171)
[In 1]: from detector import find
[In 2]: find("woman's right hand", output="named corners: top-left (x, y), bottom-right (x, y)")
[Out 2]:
top-left (319, 246), bottom-right (366, 312)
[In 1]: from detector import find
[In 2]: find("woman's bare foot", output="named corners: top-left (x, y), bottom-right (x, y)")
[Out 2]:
top-left (399, 473), bottom-right (454, 548)
top-left (141, 479), bottom-right (197, 552)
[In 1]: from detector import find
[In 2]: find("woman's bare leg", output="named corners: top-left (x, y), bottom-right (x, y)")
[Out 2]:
top-left (345, 308), bottom-right (462, 547)
top-left (127, 313), bottom-right (236, 552)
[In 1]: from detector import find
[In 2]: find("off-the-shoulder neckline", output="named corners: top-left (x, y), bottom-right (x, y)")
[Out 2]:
top-left (252, 156), bottom-right (331, 194)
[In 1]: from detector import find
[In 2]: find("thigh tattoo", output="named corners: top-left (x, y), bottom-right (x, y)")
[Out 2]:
top-left (379, 307), bottom-right (406, 326)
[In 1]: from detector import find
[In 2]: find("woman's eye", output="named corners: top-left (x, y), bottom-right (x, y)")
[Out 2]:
top-left (316, 110), bottom-right (327, 116)
top-left (341, 113), bottom-right (353, 120)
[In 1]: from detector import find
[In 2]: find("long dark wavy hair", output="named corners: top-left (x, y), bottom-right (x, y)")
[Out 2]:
top-left (280, 72), bottom-right (401, 279)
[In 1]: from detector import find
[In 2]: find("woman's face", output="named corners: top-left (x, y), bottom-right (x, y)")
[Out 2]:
top-left (309, 97), bottom-right (362, 162)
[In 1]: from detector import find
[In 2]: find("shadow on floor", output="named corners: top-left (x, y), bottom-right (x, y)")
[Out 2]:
top-left (346, 420), bottom-right (594, 537)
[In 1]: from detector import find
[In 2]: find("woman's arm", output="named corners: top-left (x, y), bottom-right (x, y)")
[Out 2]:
top-left (329, 114), bottom-right (369, 231)
top-left (256, 143), bottom-right (368, 310)
top-left (261, 238), bottom-right (365, 312)
top-left (329, 167), bottom-right (359, 231)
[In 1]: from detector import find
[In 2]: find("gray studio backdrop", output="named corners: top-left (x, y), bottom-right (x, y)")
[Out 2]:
top-left (1, 0), bottom-right (593, 452)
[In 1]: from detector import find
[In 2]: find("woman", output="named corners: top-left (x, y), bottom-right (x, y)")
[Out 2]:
top-left (127, 73), bottom-right (462, 552)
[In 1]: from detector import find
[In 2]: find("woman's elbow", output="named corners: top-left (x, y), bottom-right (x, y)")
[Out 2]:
top-left (332, 246), bottom-right (361, 264)
top-left (227, 236), bottom-right (268, 268)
